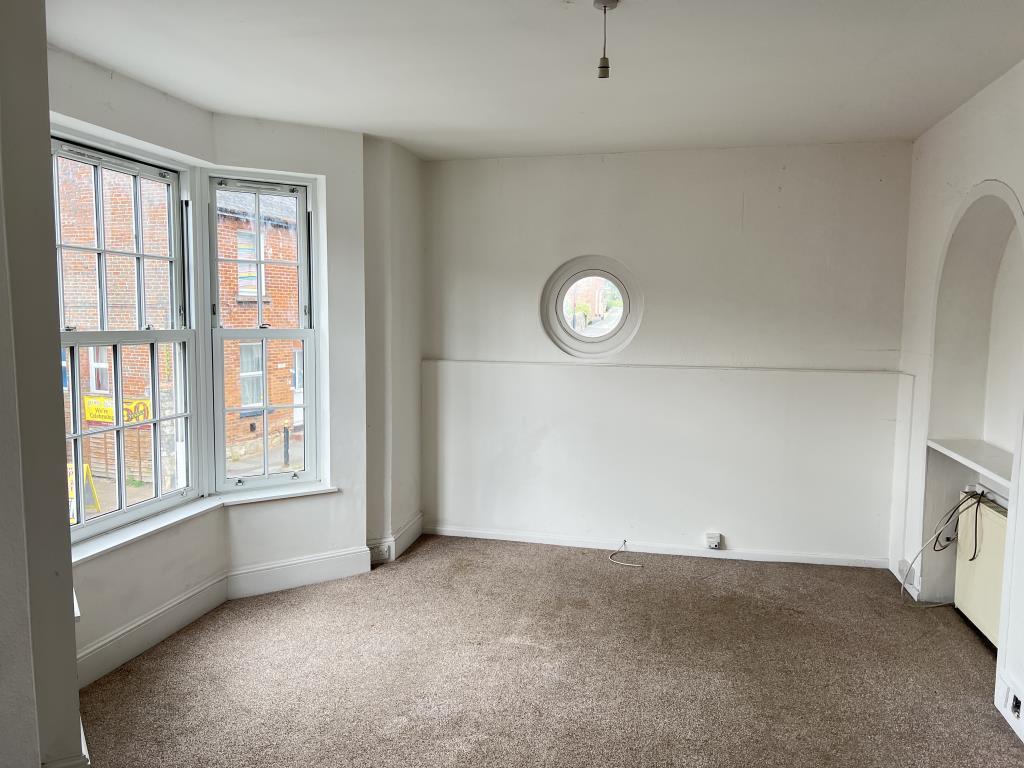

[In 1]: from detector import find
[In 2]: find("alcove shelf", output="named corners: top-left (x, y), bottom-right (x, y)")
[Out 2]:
top-left (926, 438), bottom-right (1013, 489)
top-left (919, 189), bottom-right (1023, 603)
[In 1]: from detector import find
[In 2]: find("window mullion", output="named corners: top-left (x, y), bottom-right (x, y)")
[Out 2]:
top-left (151, 342), bottom-right (162, 497)
top-left (71, 345), bottom-right (84, 526)
top-left (94, 163), bottom-right (109, 331)
top-left (53, 154), bottom-right (66, 330)
top-left (255, 192), bottom-right (265, 328)
top-left (134, 173), bottom-right (146, 330)
top-left (262, 409), bottom-right (269, 478)
top-left (114, 343), bottom-right (125, 514)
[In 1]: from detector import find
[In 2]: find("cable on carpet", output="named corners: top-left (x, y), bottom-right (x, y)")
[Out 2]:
top-left (609, 539), bottom-right (642, 568)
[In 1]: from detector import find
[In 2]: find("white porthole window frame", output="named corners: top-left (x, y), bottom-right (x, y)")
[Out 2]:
top-left (541, 255), bottom-right (644, 358)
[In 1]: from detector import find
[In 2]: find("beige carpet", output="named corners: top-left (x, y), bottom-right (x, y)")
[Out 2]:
top-left (80, 535), bottom-right (1023, 767)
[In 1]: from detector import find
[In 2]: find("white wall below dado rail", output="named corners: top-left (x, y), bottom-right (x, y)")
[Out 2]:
top-left (423, 361), bottom-right (903, 566)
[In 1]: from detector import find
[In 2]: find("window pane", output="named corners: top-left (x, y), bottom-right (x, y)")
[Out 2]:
top-left (101, 168), bottom-right (136, 252)
top-left (62, 348), bottom-right (73, 434)
top-left (81, 430), bottom-right (119, 519)
top-left (157, 343), bottom-right (186, 417)
top-left (105, 253), bottom-right (139, 330)
top-left (268, 409), bottom-right (304, 474)
top-left (216, 190), bottom-right (256, 244)
top-left (268, 339), bottom-right (303, 407)
top-left (60, 249), bottom-right (100, 331)
top-left (143, 258), bottom-right (173, 329)
top-left (140, 178), bottom-right (170, 257)
top-left (223, 340), bottom-right (264, 410)
top-left (160, 418), bottom-right (188, 493)
top-left (123, 424), bottom-right (155, 506)
top-left (121, 344), bottom-right (153, 424)
top-left (260, 194), bottom-right (298, 262)
top-left (66, 441), bottom-right (78, 526)
top-left (226, 412), bottom-right (264, 479)
top-left (79, 345), bottom-right (115, 430)
top-left (560, 275), bottom-right (625, 339)
top-left (243, 342), bottom-right (264, 409)
top-left (217, 259), bottom-right (260, 328)
top-left (262, 262), bottom-right (300, 328)
top-left (56, 157), bottom-right (97, 248)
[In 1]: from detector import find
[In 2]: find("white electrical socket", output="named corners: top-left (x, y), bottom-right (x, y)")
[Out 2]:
top-left (705, 532), bottom-right (722, 550)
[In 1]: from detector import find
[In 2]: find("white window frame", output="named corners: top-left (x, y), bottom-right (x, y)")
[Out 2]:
top-left (540, 255), bottom-right (644, 359)
top-left (53, 139), bottom-right (200, 543)
top-left (209, 176), bottom-right (318, 491)
top-left (88, 346), bottom-right (111, 393)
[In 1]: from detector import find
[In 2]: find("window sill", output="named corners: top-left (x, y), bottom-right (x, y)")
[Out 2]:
top-left (71, 482), bottom-right (339, 566)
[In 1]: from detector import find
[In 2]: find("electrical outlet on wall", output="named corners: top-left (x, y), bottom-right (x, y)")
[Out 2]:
top-left (369, 543), bottom-right (391, 563)
top-left (705, 532), bottom-right (722, 550)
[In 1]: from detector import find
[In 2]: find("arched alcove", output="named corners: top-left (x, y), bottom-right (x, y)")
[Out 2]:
top-left (921, 182), bottom-right (1024, 602)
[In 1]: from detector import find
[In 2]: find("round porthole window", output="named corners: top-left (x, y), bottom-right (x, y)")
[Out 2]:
top-left (541, 255), bottom-right (643, 358)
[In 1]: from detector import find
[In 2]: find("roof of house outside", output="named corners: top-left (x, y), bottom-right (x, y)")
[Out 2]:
top-left (216, 191), bottom-right (297, 228)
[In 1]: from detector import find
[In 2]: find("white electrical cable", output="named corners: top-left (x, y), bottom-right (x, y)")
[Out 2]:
top-left (899, 492), bottom-right (980, 607)
top-left (609, 539), bottom-right (642, 568)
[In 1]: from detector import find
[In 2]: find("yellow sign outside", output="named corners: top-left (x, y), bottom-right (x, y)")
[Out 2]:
top-left (83, 395), bottom-right (152, 425)
top-left (68, 462), bottom-right (101, 523)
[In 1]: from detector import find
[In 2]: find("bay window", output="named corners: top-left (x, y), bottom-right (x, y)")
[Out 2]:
top-left (53, 140), bottom-right (320, 540)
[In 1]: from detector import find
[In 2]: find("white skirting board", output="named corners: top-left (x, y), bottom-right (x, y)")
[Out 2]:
top-left (996, 670), bottom-right (1024, 742)
top-left (76, 573), bottom-right (227, 687)
top-left (367, 512), bottom-right (424, 562)
top-left (42, 755), bottom-right (91, 768)
top-left (76, 547), bottom-right (369, 687)
top-left (227, 546), bottom-right (370, 599)
top-left (394, 512), bottom-right (424, 559)
top-left (423, 523), bottom-right (889, 569)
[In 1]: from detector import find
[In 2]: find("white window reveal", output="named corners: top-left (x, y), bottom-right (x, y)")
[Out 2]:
top-left (541, 255), bottom-right (644, 358)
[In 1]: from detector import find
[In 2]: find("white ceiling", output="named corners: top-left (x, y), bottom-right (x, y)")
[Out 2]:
top-left (46, 0), bottom-right (1024, 160)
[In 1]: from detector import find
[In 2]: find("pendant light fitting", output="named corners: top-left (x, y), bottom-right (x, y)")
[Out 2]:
top-left (595, 0), bottom-right (619, 79)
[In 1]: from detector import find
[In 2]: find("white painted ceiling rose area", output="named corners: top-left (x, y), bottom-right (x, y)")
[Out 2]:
top-left (46, 0), bottom-right (1024, 159)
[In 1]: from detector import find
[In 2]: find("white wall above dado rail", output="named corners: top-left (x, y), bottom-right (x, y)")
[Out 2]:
top-left (425, 142), bottom-right (912, 371)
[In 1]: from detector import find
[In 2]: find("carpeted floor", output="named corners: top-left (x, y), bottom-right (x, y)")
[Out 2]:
top-left (80, 535), bottom-right (1024, 767)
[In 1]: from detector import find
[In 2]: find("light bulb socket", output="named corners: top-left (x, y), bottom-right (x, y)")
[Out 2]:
top-left (598, 56), bottom-right (610, 78)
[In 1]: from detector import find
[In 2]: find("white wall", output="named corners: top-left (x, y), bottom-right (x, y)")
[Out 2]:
top-left (0, 62), bottom-right (42, 768)
top-left (896, 57), bottom-right (1024, 740)
top-left (73, 511), bottom-right (227, 686)
top-left (423, 142), bottom-right (912, 565)
top-left (426, 143), bottom-right (910, 369)
top-left (364, 137), bottom-right (424, 557)
top-left (46, 48), bottom-right (373, 684)
top-left (425, 361), bottom-right (900, 564)
top-left (985, 227), bottom-right (1024, 452)
top-left (1, 6), bottom-right (86, 767)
